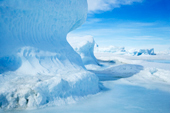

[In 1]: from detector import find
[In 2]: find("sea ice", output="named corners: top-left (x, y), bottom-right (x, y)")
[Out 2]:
top-left (94, 52), bottom-right (170, 92)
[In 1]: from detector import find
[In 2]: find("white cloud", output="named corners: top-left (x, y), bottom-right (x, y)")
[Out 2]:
top-left (85, 18), bottom-right (102, 24)
top-left (87, 0), bottom-right (142, 13)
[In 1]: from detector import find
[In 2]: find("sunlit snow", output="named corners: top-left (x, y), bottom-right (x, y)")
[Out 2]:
top-left (0, 0), bottom-right (170, 113)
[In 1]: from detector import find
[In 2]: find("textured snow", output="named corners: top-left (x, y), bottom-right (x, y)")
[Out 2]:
top-left (0, 0), bottom-right (100, 109)
top-left (0, 0), bottom-right (169, 111)
top-left (95, 52), bottom-right (170, 92)
top-left (0, 0), bottom-right (88, 56)
top-left (67, 35), bottom-right (99, 65)
top-left (2, 52), bottom-right (170, 113)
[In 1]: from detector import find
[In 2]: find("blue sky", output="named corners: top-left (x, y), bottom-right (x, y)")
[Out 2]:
top-left (68, 0), bottom-right (170, 52)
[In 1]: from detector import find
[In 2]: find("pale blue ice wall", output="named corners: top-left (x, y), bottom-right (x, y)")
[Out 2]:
top-left (0, 0), bottom-right (100, 109)
top-left (0, 0), bottom-right (88, 72)
top-left (0, 0), bottom-right (87, 56)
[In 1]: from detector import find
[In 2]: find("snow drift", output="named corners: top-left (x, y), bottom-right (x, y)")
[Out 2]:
top-left (0, 0), bottom-right (99, 109)
top-left (67, 35), bottom-right (99, 65)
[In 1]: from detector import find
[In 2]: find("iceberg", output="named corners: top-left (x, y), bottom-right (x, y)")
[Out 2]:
top-left (0, 0), bottom-right (99, 109)
top-left (95, 46), bottom-right (156, 56)
top-left (67, 35), bottom-right (99, 65)
top-left (128, 48), bottom-right (156, 56)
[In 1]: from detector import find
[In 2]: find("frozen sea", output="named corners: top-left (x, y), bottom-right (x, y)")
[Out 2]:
top-left (146, 60), bottom-right (170, 64)
top-left (1, 53), bottom-right (170, 113)
top-left (3, 83), bottom-right (169, 113)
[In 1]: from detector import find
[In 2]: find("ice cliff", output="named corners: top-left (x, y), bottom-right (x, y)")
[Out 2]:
top-left (0, 0), bottom-right (99, 109)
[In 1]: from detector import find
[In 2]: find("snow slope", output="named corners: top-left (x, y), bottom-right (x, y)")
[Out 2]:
top-left (0, 0), bottom-right (99, 109)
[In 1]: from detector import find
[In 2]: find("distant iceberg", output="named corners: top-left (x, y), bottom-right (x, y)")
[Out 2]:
top-left (95, 46), bottom-right (156, 56)
top-left (0, 0), bottom-right (99, 109)
top-left (128, 48), bottom-right (156, 56)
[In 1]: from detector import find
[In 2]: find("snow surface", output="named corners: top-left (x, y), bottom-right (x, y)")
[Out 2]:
top-left (1, 52), bottom-right (170, 113)
top-left (94, 53), bottom-right (170, 92)
top-left (1, 0), bottom-right (170, 112)
top-left (0, 0), bottom-right (100, 109)
top-left (157, 48), bottom-right (170, 55)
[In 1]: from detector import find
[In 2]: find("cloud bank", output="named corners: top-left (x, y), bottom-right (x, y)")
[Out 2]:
top-left (87, 0), bottom-right (142, 13)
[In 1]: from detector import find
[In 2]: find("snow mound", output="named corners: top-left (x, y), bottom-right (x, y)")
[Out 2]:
top-left (67, 35), bottom-right (99, 65)
top-left (0, 0), bottom-right (99, 109)
top-left (0, 61), bottom-right (99, 108)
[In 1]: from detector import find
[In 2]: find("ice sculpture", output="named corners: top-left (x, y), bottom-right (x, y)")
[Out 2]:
top-left (0, 0), bottom-right (99, 109)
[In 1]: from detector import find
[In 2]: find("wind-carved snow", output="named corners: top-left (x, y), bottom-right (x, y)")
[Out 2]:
top-left (0, 0), bottom-right (99, 109)
top-left (67, 35), bottom-right (99, 65)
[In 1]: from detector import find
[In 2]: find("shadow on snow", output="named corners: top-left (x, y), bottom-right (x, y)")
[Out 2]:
top-left (89, 60), bottom-right (144, 82)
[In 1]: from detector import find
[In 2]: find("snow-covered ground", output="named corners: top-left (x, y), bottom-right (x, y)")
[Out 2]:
top-left (1, 0), bottom-right (170, 112)
top-left (2, 52), bottom-right (170, 113)
top-left (94, 53), bottom-right (170, 92)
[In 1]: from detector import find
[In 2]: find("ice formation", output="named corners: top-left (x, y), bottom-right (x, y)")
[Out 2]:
top-left (0, 0), bottom-right (99, 109)
top-left (67, 35), bottom-right (99, 65)
top-left (95, 46), bottom-right (156, 56)
top-left (128, 48), bottom-right (156, 56)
